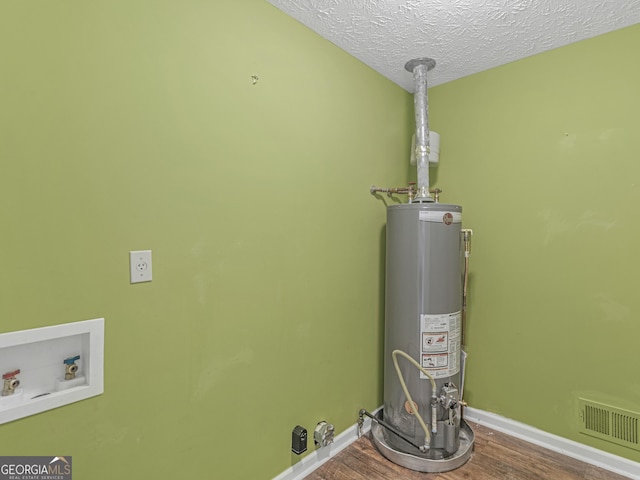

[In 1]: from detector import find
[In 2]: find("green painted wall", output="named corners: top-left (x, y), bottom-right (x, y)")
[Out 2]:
top-left (3, 0), bottom-right (638, 474)
top-left (429, 24), bottom-right (640, 462)
top-left (0, 1), bottom-right (412, 478)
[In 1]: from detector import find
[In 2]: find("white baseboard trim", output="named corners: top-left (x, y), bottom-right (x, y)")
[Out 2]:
top-left (272, 408), bottom-right (380, 480)
top-left (464, 407), bottom-right (640, 480)
top-left (273, 406), bottom-right (640, 480)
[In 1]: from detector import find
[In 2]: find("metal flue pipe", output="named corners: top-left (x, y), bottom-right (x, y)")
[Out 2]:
top-left (405, 58), bottom-right (436, 202)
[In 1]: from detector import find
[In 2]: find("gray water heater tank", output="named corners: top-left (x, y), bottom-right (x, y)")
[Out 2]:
top-left (383, 202), bottom-right (463, 458)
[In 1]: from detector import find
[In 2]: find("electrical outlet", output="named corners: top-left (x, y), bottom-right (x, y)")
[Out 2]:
top-left (130, 250), bottom-right (152, 283)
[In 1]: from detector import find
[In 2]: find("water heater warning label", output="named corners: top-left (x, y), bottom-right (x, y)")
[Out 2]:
top-left (419, 311), bottom-right (461, 380)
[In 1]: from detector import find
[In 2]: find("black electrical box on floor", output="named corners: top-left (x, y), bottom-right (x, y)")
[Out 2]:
top-left (292, 425), bottom-right (307, 454)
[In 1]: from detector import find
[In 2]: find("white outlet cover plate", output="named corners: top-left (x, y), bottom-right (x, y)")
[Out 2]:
top-left (130, 250), bottom-right (152, 283)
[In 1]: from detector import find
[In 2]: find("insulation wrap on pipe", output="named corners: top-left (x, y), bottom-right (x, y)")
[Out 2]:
top-left (411, 62), bottom-right (432, 200)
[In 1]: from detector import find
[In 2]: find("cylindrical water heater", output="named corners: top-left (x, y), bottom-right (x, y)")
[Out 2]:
top-left (383, 202), bottom-right (463, 457)
top-left (366, 201), bottom-right (474, 472)
top-left (365, 57), bottom-right (474, 472)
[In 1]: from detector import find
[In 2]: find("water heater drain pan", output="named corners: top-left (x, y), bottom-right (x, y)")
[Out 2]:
top-left (371, 409), bottom-right (474, 473)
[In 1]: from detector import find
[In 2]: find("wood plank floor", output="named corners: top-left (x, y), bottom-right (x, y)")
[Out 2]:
top-left (305, 421), bottom-right (630, 480)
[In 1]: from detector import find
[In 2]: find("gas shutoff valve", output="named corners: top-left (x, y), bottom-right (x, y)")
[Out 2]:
top-left (64, 355), bottom-right (80, 380)
top-left (2, 369), bottom-right (21, 396)
top-left (314, 421), bottom-right (335, 448)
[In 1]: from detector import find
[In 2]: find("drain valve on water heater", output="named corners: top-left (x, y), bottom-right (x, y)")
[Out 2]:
top-left (314, 421), bottom-right (335, 448)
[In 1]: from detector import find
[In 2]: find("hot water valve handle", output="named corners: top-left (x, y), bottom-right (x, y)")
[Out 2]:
top-left (2, 369), bottom-right (21, 396)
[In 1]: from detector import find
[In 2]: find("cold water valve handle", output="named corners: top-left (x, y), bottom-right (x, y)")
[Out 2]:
top-left (2, 369), bottom-right (21, 396)
top-left (64, 355), bottom-right (80, 380)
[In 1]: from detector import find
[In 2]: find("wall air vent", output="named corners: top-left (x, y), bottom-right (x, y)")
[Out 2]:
top-left (579, 398), bottom-right (640, 451)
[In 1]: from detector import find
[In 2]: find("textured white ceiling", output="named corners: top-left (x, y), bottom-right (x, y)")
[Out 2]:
top-left (266, 0), bottom-right (640, 91)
